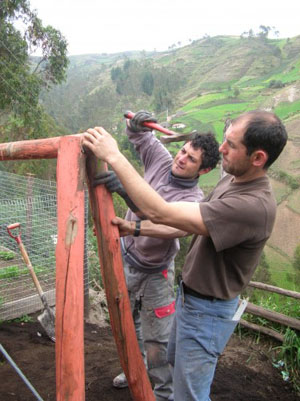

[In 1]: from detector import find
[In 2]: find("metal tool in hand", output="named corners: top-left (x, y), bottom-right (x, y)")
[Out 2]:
top-left (124, 111), bottom-right (194, 143)
top-left (7, 223), bottom-right (56, 342)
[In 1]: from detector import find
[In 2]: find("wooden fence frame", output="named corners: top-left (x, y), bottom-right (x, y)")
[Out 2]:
top-left (239, 281), bottom-right (300, 342)
top-left (0, 136), bottom-right (155, 401)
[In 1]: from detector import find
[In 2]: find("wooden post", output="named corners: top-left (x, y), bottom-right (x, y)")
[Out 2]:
top-left (55, 137), bottom-right (86, 401)
top-left (85, 154), bottom-right (155, 401)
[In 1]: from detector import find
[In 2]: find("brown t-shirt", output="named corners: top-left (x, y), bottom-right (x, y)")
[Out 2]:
top-left (182, 174), bottom-right (276, 299)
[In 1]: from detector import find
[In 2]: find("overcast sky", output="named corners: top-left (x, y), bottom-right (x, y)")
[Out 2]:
top-left (29, 0), bottom-right (300, 55)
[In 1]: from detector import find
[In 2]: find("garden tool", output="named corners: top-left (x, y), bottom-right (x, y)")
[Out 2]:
top-left (7, 223), bottom-right (55, 342)
top-left (124, 110), bottom-right (194, 143)
top-left (0, 343), bottom-right (44, 401)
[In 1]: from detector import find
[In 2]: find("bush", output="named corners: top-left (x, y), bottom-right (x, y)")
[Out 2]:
top-left (268, 80), bottom-right (285, 89)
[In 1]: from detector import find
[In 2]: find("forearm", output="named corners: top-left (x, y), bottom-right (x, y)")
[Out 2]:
top-left (108, 152), bottom-right (169, 222)
top-left (140, 221), bottom-right (188, 238)
top-left (113, 217), bottom-right (188, 238)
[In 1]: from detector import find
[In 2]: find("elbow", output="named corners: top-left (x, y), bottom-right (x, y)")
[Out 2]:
top-left (146, 202), bottom-right (169, 225)
top-left (148, 211), bottom-right (163, 224)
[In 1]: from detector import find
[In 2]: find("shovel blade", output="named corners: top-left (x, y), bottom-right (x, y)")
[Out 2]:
top-left (37, 308), bottom-right (56, 342)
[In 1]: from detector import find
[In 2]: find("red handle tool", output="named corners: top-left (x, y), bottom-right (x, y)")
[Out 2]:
top-left (124, 111), bottom-right (194, 144)
top-left (7, 222), bottom-right (22, 244)
top-left (124, 111), bottom-right (177, 136)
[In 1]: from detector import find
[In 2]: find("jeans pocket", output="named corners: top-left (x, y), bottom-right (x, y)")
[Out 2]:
top-left (211, 316), bottom-right (238, 356)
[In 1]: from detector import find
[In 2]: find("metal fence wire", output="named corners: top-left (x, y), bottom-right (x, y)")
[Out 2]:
top-left (0, 171), bottom-right (89, 321)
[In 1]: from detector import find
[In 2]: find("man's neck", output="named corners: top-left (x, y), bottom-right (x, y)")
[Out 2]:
top-left (233, 169), bottom-right (266, 183)
top-left (169, 172), bottom-right (199, 188)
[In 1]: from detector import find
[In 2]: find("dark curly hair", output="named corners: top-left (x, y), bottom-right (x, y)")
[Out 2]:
top-left (189, 132), bottom-right (220, 170)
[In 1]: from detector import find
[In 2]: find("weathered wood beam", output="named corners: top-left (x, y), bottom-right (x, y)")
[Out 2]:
top-left (55, 137), bottom-right (86, 401)
top-left (248, 281), bottom-right (300, 299)
top-left (85, 153), bottom-right (155, 401)
top-left (245, 302), bottom-right (300, 331)
top-left (0, 135), bottom-right (78, 160)
top-left (239, 319), bottom-right (284, 342)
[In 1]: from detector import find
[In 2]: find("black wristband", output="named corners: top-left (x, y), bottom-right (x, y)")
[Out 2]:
top-left (133, 220), bottom-right (141, 237)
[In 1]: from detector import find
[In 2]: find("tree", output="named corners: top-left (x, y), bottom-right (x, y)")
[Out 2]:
top-left (0, 0), bottom-right (69, 127)
top-left (258, 25), bottom-right (271, 40)
top-left (141, 71), bottom-right (154, 96)
top-left (233, 87), bottom-right (240, 97)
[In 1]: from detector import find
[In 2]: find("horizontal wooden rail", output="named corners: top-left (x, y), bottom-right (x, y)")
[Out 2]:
top-left (249, 281), bottom-right (300, 299)
top-left (240, 281), bottom-right (300, 341)
top-left (0, 134), bottom-right (81, 160)
top-left (245, 302), bottom-right (300, 331)
top-left (239, 319), bottom-right (284, 342)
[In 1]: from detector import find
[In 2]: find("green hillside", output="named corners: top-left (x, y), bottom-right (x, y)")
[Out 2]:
top-left (9, 35), bottom-right (300, 290)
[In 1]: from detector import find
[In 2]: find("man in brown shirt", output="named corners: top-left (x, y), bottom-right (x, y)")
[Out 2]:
top-left (83, 110), bottom-right (287, 401)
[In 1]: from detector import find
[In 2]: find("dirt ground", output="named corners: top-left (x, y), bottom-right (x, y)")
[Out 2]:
top-left (0, 314), bottom-right (299, 401)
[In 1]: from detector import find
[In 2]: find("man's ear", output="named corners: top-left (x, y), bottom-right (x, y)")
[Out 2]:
top-left (198, 167), bottom-right (211, 176)
top-left (251, 150), bottom-right (268, 168)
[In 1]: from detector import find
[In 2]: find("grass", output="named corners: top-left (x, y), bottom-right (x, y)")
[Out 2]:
top-left (199, 166), bottom-right (221, 188)
top-left (7, 314), bottom-right (33, 323)
top-left (181, 92), bottom-right (229, 111)
top-left (274, 99), bottom-right (300, 120)
top-left (273, 328), bottom-right (300, 392)
top-left (0, 265), bottom-right (25, 279)
top-left (264, 245), bottom-right (297, 291)
top-left (265, 60), bottom-right (300, 84)
top-left (288, 189), bottom-right (300, 214)
top-left (0, 265), bottom-right (48, 279)
top-left (269, 179), bottom-right (291, 204)
top-left (0, 251), bottom-right (15, 261)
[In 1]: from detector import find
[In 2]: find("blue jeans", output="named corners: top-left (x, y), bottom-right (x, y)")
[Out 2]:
top-left (167, 284), bottom-right (239, 401)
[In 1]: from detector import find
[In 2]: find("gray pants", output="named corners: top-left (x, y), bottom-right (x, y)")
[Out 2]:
top-left (124, 260), bottom-right (175, 401)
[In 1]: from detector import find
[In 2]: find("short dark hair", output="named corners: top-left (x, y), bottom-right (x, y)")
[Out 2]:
top-left (189, 132), bottom-right (220, 170)
top-left (233, 110), bottom-right (288, 169)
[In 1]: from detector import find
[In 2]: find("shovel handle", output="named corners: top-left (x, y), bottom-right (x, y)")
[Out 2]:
top-left (7, 222), bottom-right (21, 244)
top-left (7, 223), bottom-right (44, 298)
top-left (124, 111), bottom-right (177, 136)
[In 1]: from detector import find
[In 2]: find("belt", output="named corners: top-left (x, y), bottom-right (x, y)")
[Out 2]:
top-left (182, 282), bottom-right (220, 301)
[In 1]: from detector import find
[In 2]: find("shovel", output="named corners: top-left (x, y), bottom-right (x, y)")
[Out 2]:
top-left (7, 223), bottom-right (56, 342)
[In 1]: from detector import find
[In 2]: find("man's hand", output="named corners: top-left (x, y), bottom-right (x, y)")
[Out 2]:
top-left (94, 171), bottom-right (125, 194)
top-left (112, 217), bottom-right (134, 237)
top-left (128, 110), bottom-right (157, 132)
top-left (93, 171), bottom-right (139, 213)
top-left (82, 126), bottom-right (119, 164)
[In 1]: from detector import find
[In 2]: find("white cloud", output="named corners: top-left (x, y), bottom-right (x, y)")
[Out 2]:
top-left (28, 0), bottom-right (300, 55)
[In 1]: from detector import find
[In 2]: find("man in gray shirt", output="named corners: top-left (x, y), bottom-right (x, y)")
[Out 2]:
top-left (83, 110), bottom-right (287, 401)
top-left (94, 111), bottom-right (220, 401)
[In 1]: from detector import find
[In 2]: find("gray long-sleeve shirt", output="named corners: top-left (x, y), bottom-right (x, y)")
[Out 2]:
top-left (122, 127), bottom-right (204, 273)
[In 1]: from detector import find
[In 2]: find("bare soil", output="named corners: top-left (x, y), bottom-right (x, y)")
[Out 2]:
top-left (0, 315), bottom-right (299, 401)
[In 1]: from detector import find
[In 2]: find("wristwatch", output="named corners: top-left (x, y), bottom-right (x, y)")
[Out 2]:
top-left (133, 220), bottom-right (141, 237)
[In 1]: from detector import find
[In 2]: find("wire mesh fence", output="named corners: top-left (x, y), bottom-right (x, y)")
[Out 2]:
top-left (0, 171), bottom-right (89, 321)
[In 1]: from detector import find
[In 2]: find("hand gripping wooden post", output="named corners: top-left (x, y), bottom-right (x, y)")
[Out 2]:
top-left (85, 152), bottom-right (155, 401)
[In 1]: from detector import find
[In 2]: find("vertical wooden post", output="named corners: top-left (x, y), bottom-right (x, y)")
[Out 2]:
top-left (56, 137), bottom-right (86, 401)
top-left (86, 155), bottom-right (155, 401)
